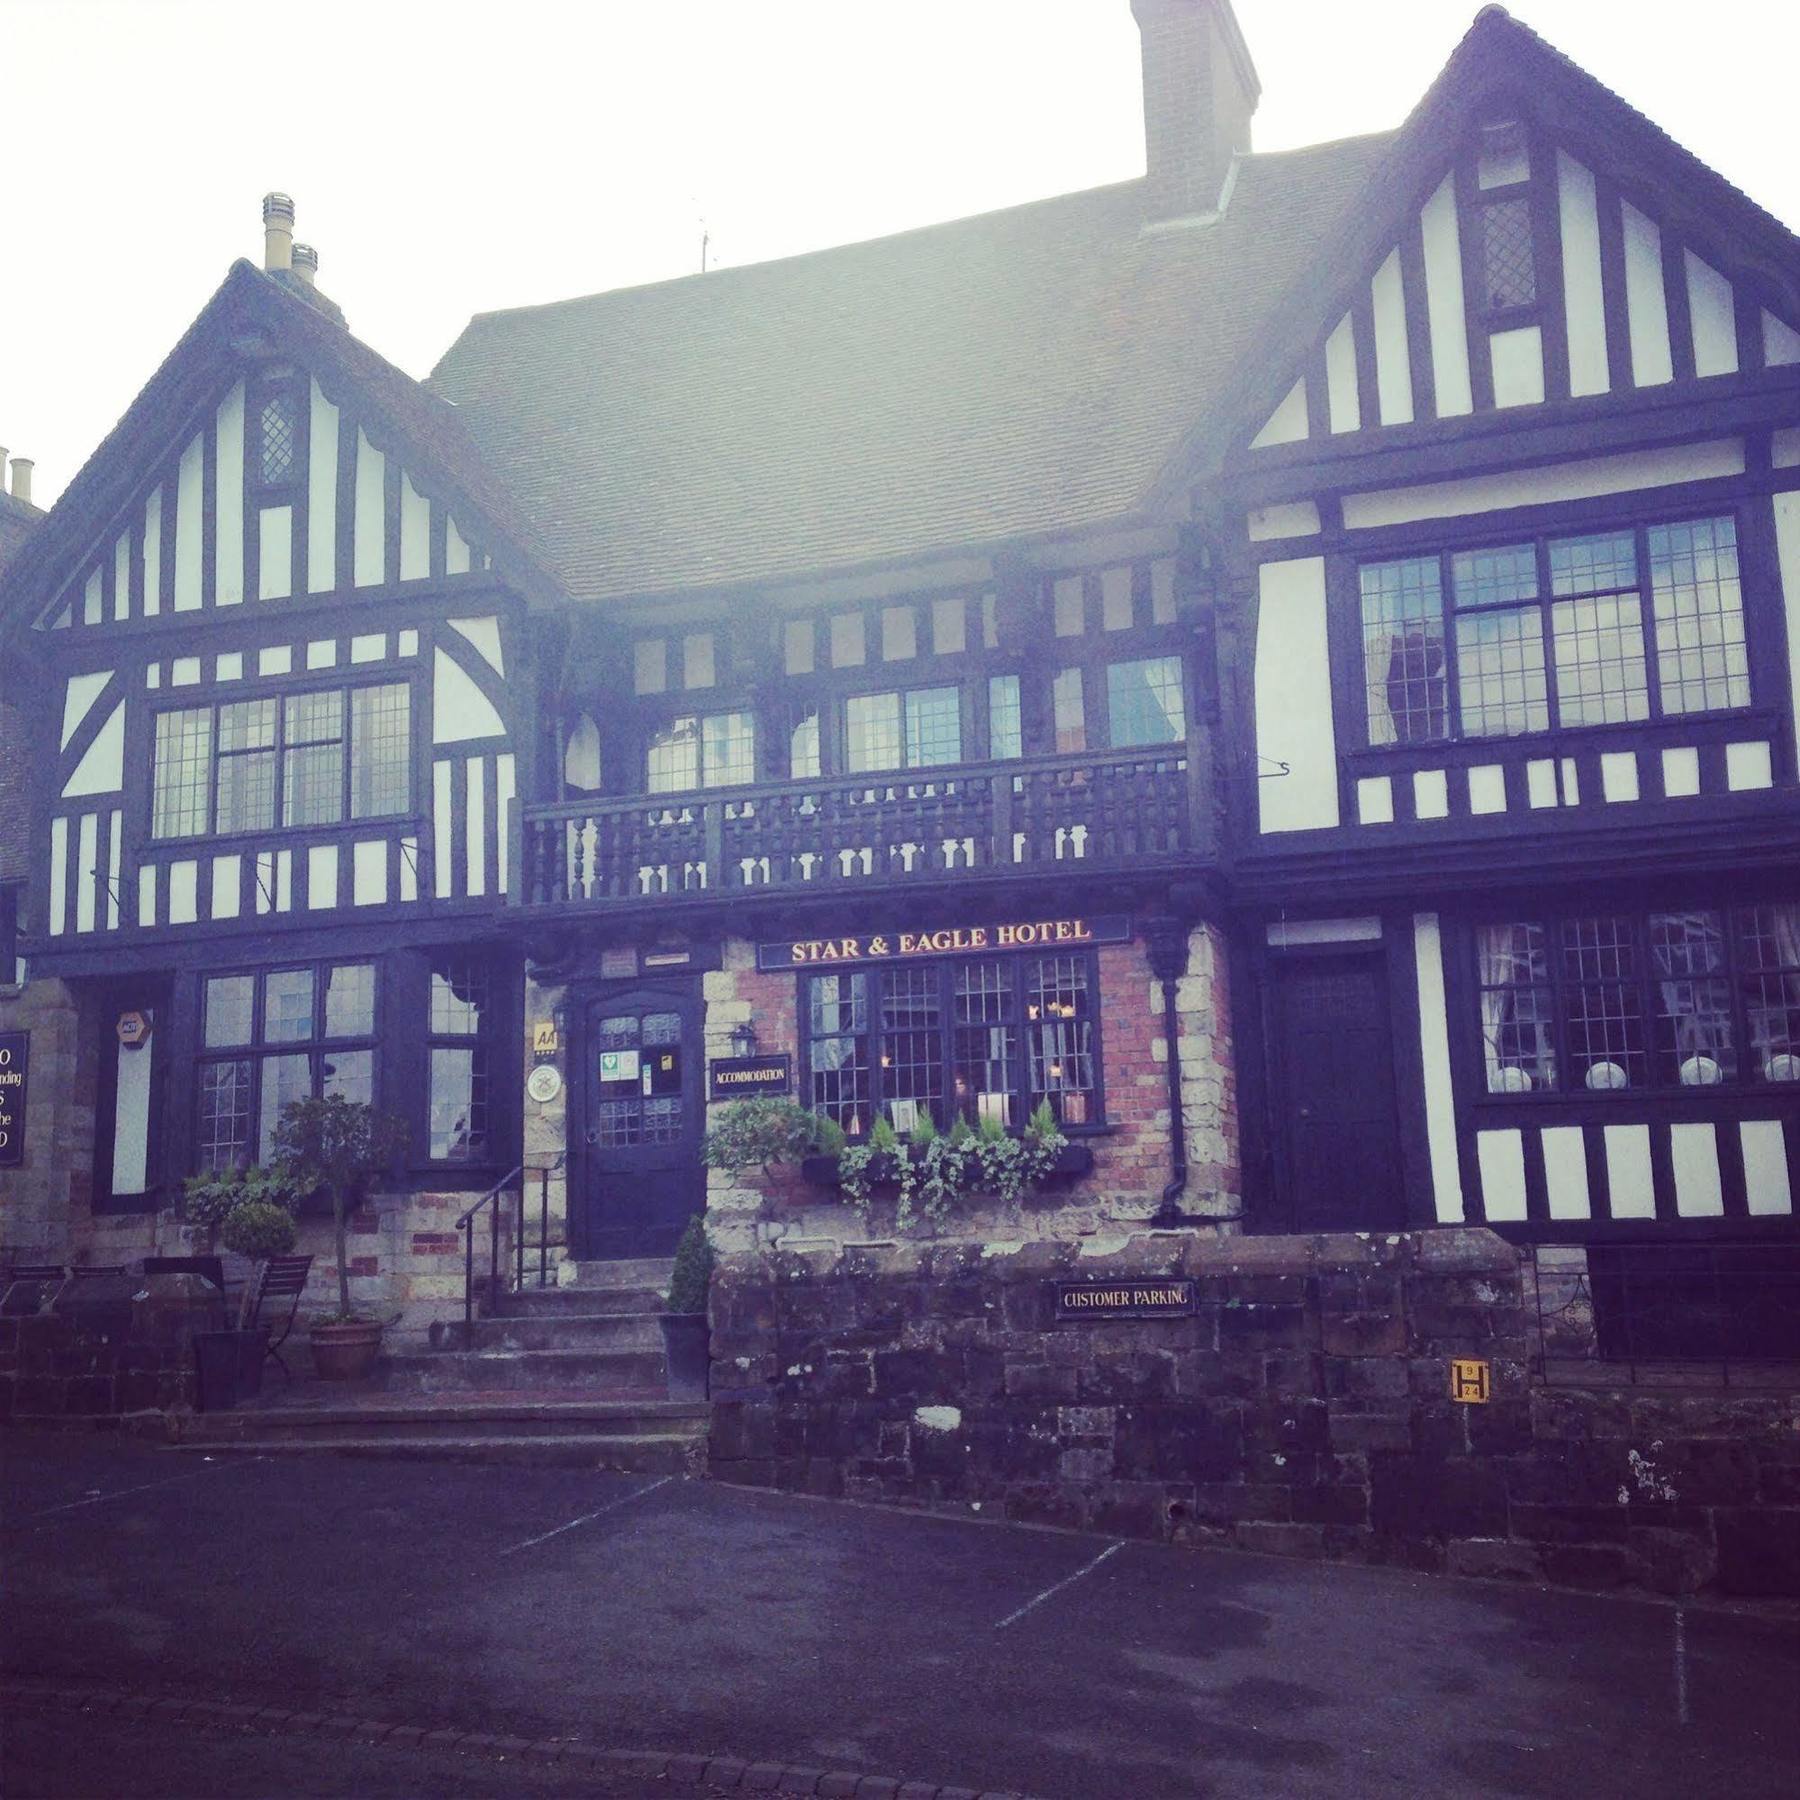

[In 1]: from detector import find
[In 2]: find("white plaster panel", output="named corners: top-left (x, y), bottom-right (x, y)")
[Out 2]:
top-left (144, 665), bottom-right (160, 689)
top-left (1684, 252), bottom-right (1738, 376)
top-left (174, 433), bottom-right (203, 611)
top-left (1661, 746), bottom-right (1700, 797)
top-left (1420, 176), bottom-right (1472, 416)
top-left (1342, 442), bottom-right (1745, 529)
top-left (1775, 429), bottom-right (1800, 469)
top-left (1778, 494), bottom-right (1800, 770)
top-left (215, 381), bottom-right (245, 606)
top-left (1621, 203), bottom-right (1673, 386)
top-left (1526, 759), bottom-right (1558, 809)
top-left (1726, 740), bottom-right (1773, 790)
top-left (1476, 1129), bottom-right (1527, 1222)
top-left (496, 753), bottom-right (516, 896)
top-left (1099, 568), bottom-right (1133, 632)
top-left (258, 646), bottom-right (292, 677)
top-left (216, 653), bottom-right (242, 681)
top-left (399, 472), bottom-right (430, 579)
top-left (1764, 311), bottom-right (1800, 367)
top-left (259, 505), bottom-right (293, 600)
top-left (1540, 1125), bottom-right (1591, 1220)
top-left (353, 839), bottom-right (388, 906)
top-left (1412, 769), bottom-right (1449, 819)
top-left (446, 517), bottom-right (472, 574)
top-left (1413, 912), bottom-right (1464, 1222)
top-left (1488, 326), bottom-right (1545, 408)
top-left (1370, 249), bottom-right (1414, 425)
top-left (1325, 315), bottom-right (1359, 433)
top-left (433, 649), bottom-right (507, 743)
top-left (465, 758), bottom-right (487, 897)
top-left (1557, 154), bottom-right (1609, 396)
top-left (351, 633), bottom-right (386, 664)
top-left (63, 703), bottom-right (125, 798)
top-left (171, 657), bottom-right (201, 687)
top-left (307, 843), bottom-right (338, 911)
top-left (276, 849), bottom-right (293, 912)
top-left (143, 486), bottom-right (163, 616)
top-left (111, 1023), bottom-right (153, 1195)
top-left (1740, 1120), bottom-right (1793, 1216)
top-left (168, 859), bottom-right (198, 926)
top-left (83, 567), bottom-right (101, 626)
top-left (1467, 764), bottom-right (1506, 815)
top-left (354, 429), bottom-right (386, 588)
top-left (210, 854), bottom-right (241, 922)
top-left (433, 761), bottom-right (454, 897)
top-left (398, 629), bottom-right (419, 657)
top-left (255, 850), bottom-right (275, 916)
top-left (306, 639), bottom-right (337, 671)
top-left (1559, 758), bottom-right (1581, 806)
top-left (308, 378), bottom-right (338, 593)
top-left (1265, 917), bottom-right (1382, 947)
top-left (106, 813), bottom-right (120, 929)
top-left (1670, 1122), bottom-right (1724, 1217)
top-left (1251, 380), bottom-right (1309, 449)
top-left (75, 814), bottom-right (97, 933)
top-left (450, 616), bottom-right (505, 675)
top-left (61, 671), bottom-right (112, 749)
top-left (1247, 500), bottom-right (1321, 542)
top-left (1253, 557), bottom-right (1338, 832)
top-left (400, 835), bottom-right (419, 903)
top-left (136, 863), bottom-right (156, 928)
top-left (1356, 776), bottom-right (1394, 824)
top-left (1603, 1124), bottom-right (1656, 1219)
top-left (1601, 752), bottom-right (1638, 802)
top-left (114, 533), bottom-right (130, 623)
top-left (48, 818), bottom-right (67, 936)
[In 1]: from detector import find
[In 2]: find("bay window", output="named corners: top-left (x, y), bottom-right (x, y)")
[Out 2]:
top-left (427, 956), bottom-right (491, 1163)
top-left (844, 686), bottom-right (962, 773)
top-left (805, 951), bottom-right (1101, 1136)
top-left (1475, 902), bottom-right (1800, 1095)
top-left (1361, 514), bottom-right (1749, 746)
top-left (645, 710), bottom-right (755, 792)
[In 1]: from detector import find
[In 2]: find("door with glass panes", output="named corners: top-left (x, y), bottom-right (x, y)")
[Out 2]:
top-left (577, 983), bottom-right (705, 1259)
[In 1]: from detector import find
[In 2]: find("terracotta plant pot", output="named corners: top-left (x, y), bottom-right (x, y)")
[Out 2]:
top-left (308, 1318), bottom-right (385, 1381)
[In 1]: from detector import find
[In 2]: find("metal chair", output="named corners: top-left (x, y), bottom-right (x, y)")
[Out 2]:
top-left (241, 1255), bottom-right (314, 1380)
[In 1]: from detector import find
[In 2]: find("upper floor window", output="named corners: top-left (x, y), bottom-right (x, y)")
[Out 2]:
top-left (1475, 902), bottom-right (1800, 1096)
top-left (645, 710), bottom-right (755, 793)
top-left (151, 681), bottom-right (411, 840)
top-left (1361, 515), bottom-right (1748, 747)
top-left (844, 686), bottom-right (962, 773)
top-left (196, 961), bottom-right (376, 1169)
top-left (804, 950), bottom-right (1100, 1138)
top-left (256, 391), bottom-right (301, 488)
top-left (1050, 655), bottom-right (1188, 755)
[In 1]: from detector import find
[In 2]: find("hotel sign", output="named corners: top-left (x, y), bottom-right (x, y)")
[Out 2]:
top-left (1056, 1279), bottom-right (1195, 1321)
top-left (708, 1054), bottom-right (793, 1101)
top-left (757, 914), bottom-right (1130, 972)
top-left (0, 1032), bottom-right (27, 1168)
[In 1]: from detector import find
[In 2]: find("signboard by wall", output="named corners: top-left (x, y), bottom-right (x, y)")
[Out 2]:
top-left (757, 914), bottom-right (1131, 972)
top-left (708, 1054), bottom-right (793, 1102)
top-left (0, 1031), bottom-right (28, 1168)
top-left (1055, 1279), bottom-right (1195, 1321)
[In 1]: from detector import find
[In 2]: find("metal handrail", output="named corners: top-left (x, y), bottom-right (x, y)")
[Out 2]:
top-left (457, 1165), bottom-right (524, 1334)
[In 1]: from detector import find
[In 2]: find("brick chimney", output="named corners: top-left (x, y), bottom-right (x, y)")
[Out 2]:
top-left (1131, 0), bottom-right (1260, 224)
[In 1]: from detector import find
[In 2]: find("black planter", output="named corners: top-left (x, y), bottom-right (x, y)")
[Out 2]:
top-left (237, 1325), bottom-right (270, 1399)
top-left (193, 1331), bottom-right (243, 1412)
top-left (660, 1311), bottom-right (710, 1401)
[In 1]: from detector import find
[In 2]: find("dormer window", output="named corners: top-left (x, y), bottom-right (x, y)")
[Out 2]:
top-left (257, 391), bottom-right (301, 488)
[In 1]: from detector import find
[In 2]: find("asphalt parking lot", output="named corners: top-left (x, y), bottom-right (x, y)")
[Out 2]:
top-left (4, 1431), bottom-right (1799, 1799)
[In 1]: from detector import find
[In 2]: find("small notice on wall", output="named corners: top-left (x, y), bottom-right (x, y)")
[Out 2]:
top-left (532, 1021), bottom-right (559, 1058)
top-left (708, 1055), bottom-right (792, 1102)
top-left (0, 1031), bottom-right (27, 1169)
top-left (1450, 1358), bottom-right (1491, 1403)
top-left (1056, 1279), bottom-right (1195, 1321)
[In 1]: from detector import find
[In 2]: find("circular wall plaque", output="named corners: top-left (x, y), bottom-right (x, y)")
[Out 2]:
top-left (526, 1063), bottom-right (563, 1104)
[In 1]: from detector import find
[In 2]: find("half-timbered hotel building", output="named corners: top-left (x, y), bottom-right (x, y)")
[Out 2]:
top-left (2, 3), bottom-right (1796, 1350)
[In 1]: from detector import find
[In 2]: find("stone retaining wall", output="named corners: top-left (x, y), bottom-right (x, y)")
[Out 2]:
top-left (707, 1229), bottom-right (1800, 1598)
top-left (0, 1308), bottom-right (195, 1422)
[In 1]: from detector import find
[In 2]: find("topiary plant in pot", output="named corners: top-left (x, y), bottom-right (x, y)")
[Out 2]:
top-left (661, 1212), bottom-right (714, 1401)
top-left (271, 1094), bottom-right (408, 1380)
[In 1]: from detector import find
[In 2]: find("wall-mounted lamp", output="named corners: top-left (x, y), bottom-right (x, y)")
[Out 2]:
top-left (729, 1020), bottom-right (759, 1058)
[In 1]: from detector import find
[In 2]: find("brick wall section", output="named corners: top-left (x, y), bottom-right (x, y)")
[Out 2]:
top-left (705, 925), bottom-right (1242, 1251)
top-left (0, 1309), bottom-right (195, 1421)
top-left (707, 1229), bottom-right (1800, 1599)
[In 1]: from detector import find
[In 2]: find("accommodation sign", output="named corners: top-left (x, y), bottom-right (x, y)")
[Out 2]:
top-left (1056, 1279), bottom-right (1195, 1321)
top-left (758, 914), bottom-right (1130, 971)
top-left (0, 1032), bottom-right (27, 1169)
top-left (708, 1054), bottom-right (793, 1101)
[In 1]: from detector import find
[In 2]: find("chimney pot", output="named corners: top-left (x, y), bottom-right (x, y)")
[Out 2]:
top-left (1131, 0), bottom-right (1260, 223)
top-left (262, 191), bottom-right (296, 272)
top-left (292, 243), bottom-right (319, 287)
top-left (10, 457), bottom-right (35, 506)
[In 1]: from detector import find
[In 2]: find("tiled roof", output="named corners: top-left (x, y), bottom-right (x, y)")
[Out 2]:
top-left (428, 135), bottom-right (1395, 605)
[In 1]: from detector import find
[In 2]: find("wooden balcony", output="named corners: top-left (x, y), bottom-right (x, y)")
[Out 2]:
top-left (516, 748), bottom-right (1206, 910)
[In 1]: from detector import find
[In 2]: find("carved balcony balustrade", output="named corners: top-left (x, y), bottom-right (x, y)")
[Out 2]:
top-left (515, 748), bottom-right (1204, 909)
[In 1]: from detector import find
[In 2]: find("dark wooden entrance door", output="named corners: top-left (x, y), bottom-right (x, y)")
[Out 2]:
top-left (1271, 953), bottom-right (1407, 1232)
top-left (576, 982), bottom-right (705, 1260)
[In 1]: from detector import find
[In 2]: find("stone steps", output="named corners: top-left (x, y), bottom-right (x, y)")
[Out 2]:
top-left (560, 1258), bottom-right (674, 1292)
top-left (498, 1285), bottom-right (667, 1317)
top-left (379, 1346), bottom-right (666, 1395)
top-left (429, 1312), bottom-right (665, 1352)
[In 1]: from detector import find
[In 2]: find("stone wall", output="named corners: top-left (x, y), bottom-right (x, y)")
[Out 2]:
top-left (707, 1228), bottom-right (1800, 1598)
top-left (0, 1302), bottom-right (195, 1422)
top-left (0, 977), bottom-right (96, 1260)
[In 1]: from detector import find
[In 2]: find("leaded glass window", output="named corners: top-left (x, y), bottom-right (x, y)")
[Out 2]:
top-left (1360, 558), bottom-right (1447, 744)
top-left (429, 956), bottom-right (491, 1163)
top-left (258, 393), bottom-right (299, 487)
top-left (1105, 656), bottom-right (1186, 748)
top-left (645, 711), bottom-right (755, 792)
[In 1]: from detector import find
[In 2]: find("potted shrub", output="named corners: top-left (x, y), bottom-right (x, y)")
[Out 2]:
top-left (660, 1212), bottom-right (714, 1401)
top-left (218, 1194), bottom-right (300, 1400)
top-left (701, 1098), bottom-right (828, 1203)
top-left (271, 1094), bottom-right (407, 1381)
top-left (182, 1170), bottom-right (245, 1255)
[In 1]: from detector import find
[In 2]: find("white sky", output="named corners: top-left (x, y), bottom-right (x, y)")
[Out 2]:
top-left (3, 0), bottom-right (1796, 509)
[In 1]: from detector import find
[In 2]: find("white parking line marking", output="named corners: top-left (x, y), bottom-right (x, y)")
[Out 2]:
top-left (1674, 1607), bottom-right (1691, 1726)
top-left (23, 1466), bottom-right (220, 1522)
top-left (499, 1475), bottom-right (674, 1556)
top-left (994, 1540), bottom-right (1125, 1629)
